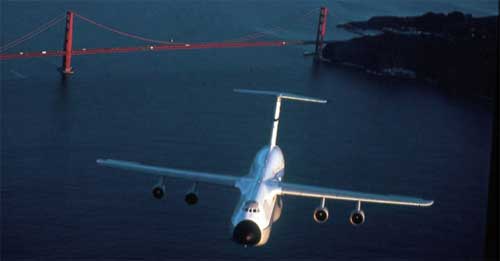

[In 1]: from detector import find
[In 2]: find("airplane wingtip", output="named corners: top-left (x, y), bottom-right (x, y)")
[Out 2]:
top-left (422, 200), bottom-right (434, 207)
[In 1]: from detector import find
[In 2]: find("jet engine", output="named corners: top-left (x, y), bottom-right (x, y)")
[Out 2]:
top-left (313, 206), bottom-right (329, 223)
top-left (349, 209), bottom-right (365, 226)
top-left (185, 183), bottom-right (199, 205)
top-left (152, 178), bottom-right (166, 199)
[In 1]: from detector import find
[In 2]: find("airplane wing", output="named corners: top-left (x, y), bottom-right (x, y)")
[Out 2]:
top-left (96, 159), bottom-right (240, 188)
top-left (280, 182), bottom-right (433, 207)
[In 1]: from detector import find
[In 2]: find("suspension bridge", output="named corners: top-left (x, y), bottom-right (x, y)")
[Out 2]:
top-left (0, 7), bottom-right (329, 74)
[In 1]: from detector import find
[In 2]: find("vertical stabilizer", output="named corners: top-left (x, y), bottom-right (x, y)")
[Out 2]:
top-left (234, 89), bottom-right (327, 151)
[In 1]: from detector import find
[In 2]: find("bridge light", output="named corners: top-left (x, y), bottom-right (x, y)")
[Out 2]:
top-left (42, 51), bottom-right (47, 54)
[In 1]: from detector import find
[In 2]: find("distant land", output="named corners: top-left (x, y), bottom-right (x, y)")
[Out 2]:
top-left (323, 11), bottom-right (498, 99)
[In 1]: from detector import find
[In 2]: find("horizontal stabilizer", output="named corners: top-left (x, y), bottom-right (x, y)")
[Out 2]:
top-left (234, 89), bottom-right (327, 103)
top-left (234, 88), bottom-right (326, 149)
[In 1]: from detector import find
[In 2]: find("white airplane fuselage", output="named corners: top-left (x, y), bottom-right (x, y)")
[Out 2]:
top-left (230, 145), bottom-right (285, 246)
top-left (96, 89), bottom-right (434, 247)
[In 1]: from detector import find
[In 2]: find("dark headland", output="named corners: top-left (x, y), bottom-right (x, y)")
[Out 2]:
top-left (323, 11), bottom-right (498, 99)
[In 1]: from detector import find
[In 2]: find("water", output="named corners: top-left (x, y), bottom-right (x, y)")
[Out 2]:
top-left (1, 1), bottom-right (496, 259)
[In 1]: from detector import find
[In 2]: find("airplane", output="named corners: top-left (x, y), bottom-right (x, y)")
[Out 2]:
top-left (97, 89), bottom-right (434, 247)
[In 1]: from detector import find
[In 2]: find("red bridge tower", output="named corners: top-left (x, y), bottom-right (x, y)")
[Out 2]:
top-left (314, 7), bottom-right (328, 60)
top-left (62, 11), bottom-right (74, 74)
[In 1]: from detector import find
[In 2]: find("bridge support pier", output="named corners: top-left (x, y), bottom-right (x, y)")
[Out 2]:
top-left (314, 7), bottom-right (328, 61)
top-left (62, 11), bottom-right (74, 74)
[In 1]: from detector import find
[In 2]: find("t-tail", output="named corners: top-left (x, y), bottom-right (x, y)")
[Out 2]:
top-left (234, 89), bottom-right (327, 151)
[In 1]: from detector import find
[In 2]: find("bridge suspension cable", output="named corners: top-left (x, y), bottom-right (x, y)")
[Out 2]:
top-left (225, 7), bottom-right (318, 43)
top-left (74, 12), bottom-right (183, 45)
top-left (0, 6), bottom-right (329, 72)
top-left (0, 14), bottom-right (65, 53)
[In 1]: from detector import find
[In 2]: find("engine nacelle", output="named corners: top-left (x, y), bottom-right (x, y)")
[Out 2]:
top-left (313, 206), bottom-right (329, 224)
top-left (152, 184), bottom-right (166, 199)
top-left (185, 192), bottom-right (199, 205)
top-left (185, 183), bottom-right (199, 205)
top-left (152, 178), bottom-right (166, 199)
top-left (349, 209), bottom-right (365, 226)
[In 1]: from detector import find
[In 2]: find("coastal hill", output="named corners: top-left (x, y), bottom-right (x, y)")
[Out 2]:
top-left (323, 12), bottom-right (498, 98)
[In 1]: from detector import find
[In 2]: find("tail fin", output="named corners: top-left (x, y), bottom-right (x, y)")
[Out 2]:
top-left (234, 89), bottom-right (327, 103)
top-left (234, 89), bottom-right (327, 150)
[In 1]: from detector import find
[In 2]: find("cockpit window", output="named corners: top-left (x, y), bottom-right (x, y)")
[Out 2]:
top-left (242, 200), bottom-right (260, 213)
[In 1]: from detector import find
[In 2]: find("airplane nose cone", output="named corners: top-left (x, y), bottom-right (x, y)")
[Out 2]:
top-left (232, 220), bottom-right (261, 246)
